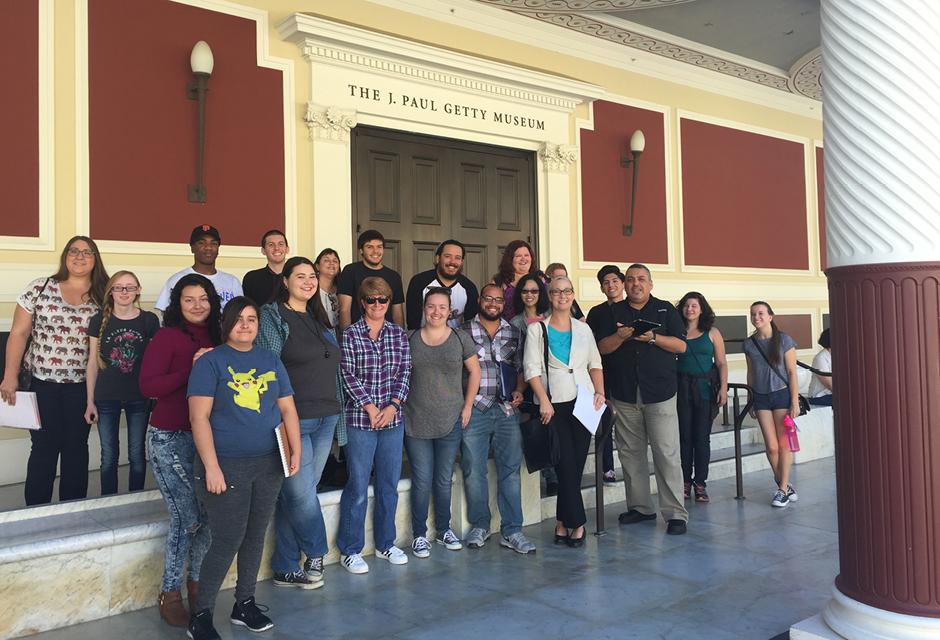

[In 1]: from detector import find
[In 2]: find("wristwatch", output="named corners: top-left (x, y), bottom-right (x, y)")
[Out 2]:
top-left (649, 334), bottom-right (657, 346)
top-left (389, 399), bottom-right (402, 411)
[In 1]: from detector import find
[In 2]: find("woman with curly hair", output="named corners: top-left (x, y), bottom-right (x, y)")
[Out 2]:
top-left (84, 270), bottom-right (159, 495)
top-left (139, 274), bottom-right (222, 627)
top-left (676, 291), bottom-right (728, 503)
top-left (492, 240), bottom-right (539, 321)
top-left (1, 235), bottom-right (109, 505)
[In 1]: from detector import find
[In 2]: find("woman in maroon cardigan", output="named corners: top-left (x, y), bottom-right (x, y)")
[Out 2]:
top-left (140, 274), bottom-right (222, 628)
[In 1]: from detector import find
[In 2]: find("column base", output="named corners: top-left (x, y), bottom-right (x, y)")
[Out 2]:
top-left (791, 587), bottom-right (940, 640)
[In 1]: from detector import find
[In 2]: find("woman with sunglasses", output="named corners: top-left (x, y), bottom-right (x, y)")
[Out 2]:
top-left (524, 277), bottom-right (604, 548)
top-left (1, 236), bottom-right (109, 505)
top-left (84, 271), bottom-right (159, 495)
top-left (509, 273), bottom-right (550, 340)
top-left (337, 277), bottom-right (412, 574)
top-left (257, 257), bottom-right (342, 590)
top-left (405, 287), bottom-right (480, 558)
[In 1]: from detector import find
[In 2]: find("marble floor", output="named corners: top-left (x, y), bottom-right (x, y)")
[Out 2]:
top-left (32, 458), bottom-right (839, 640)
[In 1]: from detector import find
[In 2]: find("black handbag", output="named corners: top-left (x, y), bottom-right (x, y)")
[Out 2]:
top-left (17, 278), bottom-right (52, 391)
top-left (518, 322), bottom-right (560, 473)
top-left (750, 337), bottom-right (810, 416)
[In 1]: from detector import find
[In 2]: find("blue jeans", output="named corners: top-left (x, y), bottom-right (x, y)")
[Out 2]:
top-left (337, 425), bottom-right (403, 555)
top-left (97, 399), bottom-right (150, 495)
top-left (460, 405), bottom-right (523, 536)
top-left (271, 414), bottom-right (339, 573)
top-left (147, 427), bottom-right (211, 592)
top-left (404, 421), bottom-right (462, 538)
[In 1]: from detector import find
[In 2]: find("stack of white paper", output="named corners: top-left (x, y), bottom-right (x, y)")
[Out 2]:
top-left (0, 392), bottom-right (42, 430)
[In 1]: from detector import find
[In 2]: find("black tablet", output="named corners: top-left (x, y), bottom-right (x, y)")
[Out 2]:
top-left (630, 318), bottom-right (661, 336)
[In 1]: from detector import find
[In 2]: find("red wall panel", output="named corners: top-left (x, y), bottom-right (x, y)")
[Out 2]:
top-left (816, 146), bottom-right (826, 271)
top-left (581, 101), bottom-right (668, 264)
top-left (774, 314), bottom-right (813, 350)
top-left (681, 119), bottom-right (808, 270)
top-left (0, 1), bottom-right (40, 238)
top-left (88, 0), bottom-right (284, 246)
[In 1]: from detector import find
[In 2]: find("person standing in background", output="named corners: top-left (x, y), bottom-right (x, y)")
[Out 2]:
top-left (242, 229), bottom-right (289, 306)
top-left (155, 225), bottom-right (243, 313)
top-left (808, 328), bottom-right (833, 407)
top-left (492, 240), bottom-right (539, 321)
top-left (337, 230), bottom-right (405, 330)
top-left (406, 239), bottom-right (479, 330)
top-left (85, 270), bottom-right (160, 495)
top-left (314, 248), bottom-right (342, 330)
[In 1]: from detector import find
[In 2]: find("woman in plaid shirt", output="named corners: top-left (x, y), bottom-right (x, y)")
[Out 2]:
top-left (337, 276), bottom-right (412, 574)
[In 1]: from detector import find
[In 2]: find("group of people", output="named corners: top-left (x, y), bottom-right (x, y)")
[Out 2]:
top-left (0, 224), bottom-right (828, 640)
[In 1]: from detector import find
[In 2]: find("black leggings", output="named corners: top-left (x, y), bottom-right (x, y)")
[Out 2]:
top-left (26, 378), bottom-right (90, 505)
top-left (677, 374), bottom-right (713, 486)
top-left (551, 401), bottom-right (592, 529)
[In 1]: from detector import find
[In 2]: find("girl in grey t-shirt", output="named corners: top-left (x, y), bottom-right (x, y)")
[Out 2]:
top-left (403, 288), bottom-right (481, 558)
top-left (743, 301), bottom-right (800, 509)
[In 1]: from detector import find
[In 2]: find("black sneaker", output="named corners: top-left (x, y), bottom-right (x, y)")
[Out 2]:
top-left (273, 569), bottom-right (323, 590)
top-left (303, 555), bottom-right (325, 582)
top-left (187, 609), bottom-right (220, 640)
top-left (666, 519), bottom-right (687, 535)
top-left (230, 596), bottom-right (274, 632)
top-left (618, 509), bottom-right (657, 525)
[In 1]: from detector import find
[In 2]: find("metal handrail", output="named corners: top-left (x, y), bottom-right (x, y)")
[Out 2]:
top-left (727, 382), bottom-right (754, 500)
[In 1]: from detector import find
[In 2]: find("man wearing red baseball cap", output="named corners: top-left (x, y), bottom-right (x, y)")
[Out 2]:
top-left (154, 224), bottom-right (244, 313)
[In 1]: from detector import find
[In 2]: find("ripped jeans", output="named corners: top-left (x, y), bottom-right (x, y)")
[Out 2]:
top-left (147, 426), bottom-right (211, 593)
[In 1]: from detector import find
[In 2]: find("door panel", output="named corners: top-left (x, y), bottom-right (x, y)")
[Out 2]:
top-left (352, 126), bottom-right (536, 305)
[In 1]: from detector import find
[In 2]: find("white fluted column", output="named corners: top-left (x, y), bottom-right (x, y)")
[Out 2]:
top-left (793, 2), bottom-right (940, 638)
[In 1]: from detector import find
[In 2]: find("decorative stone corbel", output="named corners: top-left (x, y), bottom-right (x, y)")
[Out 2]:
top-left (304, 104), bottom-right (357, 141)
top-left (538, 142), bottom-right (578, 173)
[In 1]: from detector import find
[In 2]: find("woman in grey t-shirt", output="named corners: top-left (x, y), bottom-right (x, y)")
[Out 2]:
top-left (404, 287), bottom-right (481, 559)
top-left (743, 301), bottom-right (800, 509)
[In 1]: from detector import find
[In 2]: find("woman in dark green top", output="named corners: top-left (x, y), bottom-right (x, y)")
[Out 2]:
top-left (676, 292), bottom-right (728, 503)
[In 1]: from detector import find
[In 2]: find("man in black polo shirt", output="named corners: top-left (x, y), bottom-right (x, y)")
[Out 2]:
top-left (589, 263), bottom-right (689, 535)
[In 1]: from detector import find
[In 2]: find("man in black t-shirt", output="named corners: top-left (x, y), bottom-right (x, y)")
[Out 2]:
top-left (588, 263), bottom-right (689, 535)
top-left (405, 239), bottom-right (479, 330)
top-left (242, 229), bottom-right (289, 305)
top-left (337, 229), bottom-right (405, 329)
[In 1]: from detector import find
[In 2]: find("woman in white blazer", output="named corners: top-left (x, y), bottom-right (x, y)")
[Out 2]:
top-left (525, 276), bottom-right (604, 548)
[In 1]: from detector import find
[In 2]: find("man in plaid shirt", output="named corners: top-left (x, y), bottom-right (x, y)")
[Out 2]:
top-left (460, 284), bottom-right (537, 554)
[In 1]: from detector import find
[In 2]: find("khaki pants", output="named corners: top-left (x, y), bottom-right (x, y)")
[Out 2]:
top-left (610, 394), bottom-right (688, 522)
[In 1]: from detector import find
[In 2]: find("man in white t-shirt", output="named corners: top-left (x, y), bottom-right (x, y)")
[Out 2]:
top-left (154, 224), bottom-right (243, 313)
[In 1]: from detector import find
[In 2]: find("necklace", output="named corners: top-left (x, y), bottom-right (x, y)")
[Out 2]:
top-left (284, 302), bottom-right (332, 359)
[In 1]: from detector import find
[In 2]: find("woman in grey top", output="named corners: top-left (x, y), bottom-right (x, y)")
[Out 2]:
top-left (743, 301), bottom-right (800, 509)
top-left (404, 287), bottom-right (481, 558)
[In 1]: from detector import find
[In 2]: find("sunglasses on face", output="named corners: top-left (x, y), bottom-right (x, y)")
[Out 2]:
top-left (363, 296), bottom-right (390, 305)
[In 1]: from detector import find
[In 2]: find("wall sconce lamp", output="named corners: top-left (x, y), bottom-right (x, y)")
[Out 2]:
top-left (187, 40), bottom-right (214, 203)
top-left (619, 129), bottom-right (645, 235)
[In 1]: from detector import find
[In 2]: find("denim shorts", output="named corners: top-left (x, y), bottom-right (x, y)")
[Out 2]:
top-left (753, 388), bottom-right (790, 411)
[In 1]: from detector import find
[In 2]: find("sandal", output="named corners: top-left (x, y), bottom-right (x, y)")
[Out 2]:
top-left (693, 483), bottom-right (709, 503)
top-left (683, 482), bottom-right (691, 500)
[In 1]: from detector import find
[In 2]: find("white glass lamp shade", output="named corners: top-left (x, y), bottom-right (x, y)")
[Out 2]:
top-left (190, 41), bottom-right (214, 75)
top-left (629, 130), bottom-right (645, 154)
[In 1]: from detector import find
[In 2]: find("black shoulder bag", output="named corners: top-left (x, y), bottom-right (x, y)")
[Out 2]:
top-left (518, 321), bottom-right (561, 473)
top-left (750, 337), bottom-right (810, 415)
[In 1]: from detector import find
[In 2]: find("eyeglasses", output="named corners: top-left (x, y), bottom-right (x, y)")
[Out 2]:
top-left (68, 248), bottom-right (95, 258)
top-left (549, 288), bottom-right (575, 297)
top-left (520, 289), bottom-right (540, 296)
top-left (363, 296), bottom-right (390, 305)
top-left (481, 295), bottom-right (505, 304)
top-left (111, 286), bottom-right (139, 294)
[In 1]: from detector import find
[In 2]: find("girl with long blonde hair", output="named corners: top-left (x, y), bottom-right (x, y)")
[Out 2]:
top-left (84, 270), bottom-right (160, 495)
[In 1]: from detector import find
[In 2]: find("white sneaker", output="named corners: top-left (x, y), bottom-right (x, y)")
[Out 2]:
top-left (411, 536), bottom-right (431, 559)
top-left (376, 545), bottom-right (409, 565)
top-left (340, 553), bottom-right (369, 574)
top-left (786, 484), bottom-right (799, 502)
top-left (436, 529), bottom-right (463, 551)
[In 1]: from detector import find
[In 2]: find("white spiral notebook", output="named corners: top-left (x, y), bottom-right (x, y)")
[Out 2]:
top-left (274, 423), bottom-right (291, 478)
top-left (0, 392), bottom-right (42, 430)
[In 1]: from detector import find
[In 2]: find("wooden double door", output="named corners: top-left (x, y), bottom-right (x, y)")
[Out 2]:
top-left (351, 126), bottom-right (537, 290)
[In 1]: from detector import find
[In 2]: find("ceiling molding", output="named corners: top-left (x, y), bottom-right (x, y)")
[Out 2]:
top-left (521, 11), bottom-right (792, 93)
top-left (475, 0), bottom-right (698, 12)
top-left (788, 47), bottom-right (822, 101)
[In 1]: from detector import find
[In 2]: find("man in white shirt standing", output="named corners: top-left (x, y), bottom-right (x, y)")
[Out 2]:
top-left (155, 224), bottom-right (243, 313)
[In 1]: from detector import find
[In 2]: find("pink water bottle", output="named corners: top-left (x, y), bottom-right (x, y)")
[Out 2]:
top-left (783, 415), bottom-right (800, 452)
